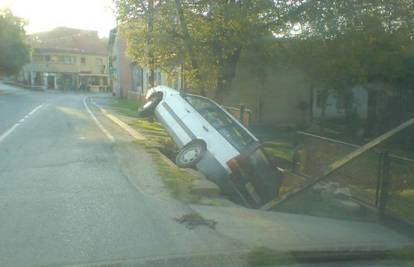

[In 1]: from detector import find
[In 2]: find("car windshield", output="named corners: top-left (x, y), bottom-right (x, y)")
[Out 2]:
top-left (1, 1), bottom-right (414, 266)
top-left (184, 94), bottom-right (255, 151)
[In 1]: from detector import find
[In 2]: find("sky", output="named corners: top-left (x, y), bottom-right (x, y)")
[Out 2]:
top-left (0, 0), bottom-right (116, 37)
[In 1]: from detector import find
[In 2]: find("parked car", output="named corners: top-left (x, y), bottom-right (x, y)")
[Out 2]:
top-left (139, 86), bottom-right (282, 208)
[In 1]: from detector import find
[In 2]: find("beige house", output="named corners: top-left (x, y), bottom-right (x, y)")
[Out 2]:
top-left (19, 27), bottom-right (109, 91)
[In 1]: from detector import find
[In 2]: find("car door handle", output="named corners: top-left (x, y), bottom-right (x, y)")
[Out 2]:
top-left (185, 109), bottom-right (191, 113)
top-left (202, 126), bottom-right (209, 132)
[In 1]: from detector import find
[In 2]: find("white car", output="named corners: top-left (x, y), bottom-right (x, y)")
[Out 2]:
top-left (139, 86), bottom-right (281, 207)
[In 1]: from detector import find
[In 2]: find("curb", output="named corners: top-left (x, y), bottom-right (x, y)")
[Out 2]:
top-left (90, 99), bottom-right (146, 141)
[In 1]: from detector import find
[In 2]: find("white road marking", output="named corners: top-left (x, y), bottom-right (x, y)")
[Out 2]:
top-left (0, 124), bottom-right (20, 143)
top-left (0, 103), bottom-right (45, 143)
top-left (83, 97), bottom-right (115, 142)
top-left (28, 104), bottom-right (44, 116)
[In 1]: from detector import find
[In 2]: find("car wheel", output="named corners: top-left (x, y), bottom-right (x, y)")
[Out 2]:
top-left (138, 93), bottom-right (162, 117)
top-left (176, 140), bottom-right (206, 168)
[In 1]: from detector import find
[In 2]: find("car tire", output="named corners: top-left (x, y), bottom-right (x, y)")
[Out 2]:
top-left (175, 140), bottom-right (206, 168)
top-left (138, 93), bottom-right (162, 117)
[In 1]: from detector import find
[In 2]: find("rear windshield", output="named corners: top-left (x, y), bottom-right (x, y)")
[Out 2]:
top-left (184, 95), bottom-right (255, 151)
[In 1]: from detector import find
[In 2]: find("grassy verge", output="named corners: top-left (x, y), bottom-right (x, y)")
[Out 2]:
top-left (131, 119), bottom-right (171, 145)
top-left (110, 98), bottom-right (144, 117)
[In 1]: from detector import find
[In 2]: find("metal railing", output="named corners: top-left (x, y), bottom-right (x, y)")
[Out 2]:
top-left (262, 119), bottom-right (414, 227)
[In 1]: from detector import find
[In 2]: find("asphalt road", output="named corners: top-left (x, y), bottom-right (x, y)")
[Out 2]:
top-left (0, 83), bottom-right (244, 267)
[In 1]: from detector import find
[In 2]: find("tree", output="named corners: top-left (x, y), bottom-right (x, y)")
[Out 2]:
top-left (114, 0), bottom-right (289, 98)
top-left (0, 9), bottom-right (30, 75)
top-left (286, 0), bottom-right (414, 135)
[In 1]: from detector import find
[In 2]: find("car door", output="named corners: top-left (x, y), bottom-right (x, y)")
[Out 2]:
top-left (155, 92), bottom-right (193, 147)
top-left (181, 95), bottom-right (241, 166)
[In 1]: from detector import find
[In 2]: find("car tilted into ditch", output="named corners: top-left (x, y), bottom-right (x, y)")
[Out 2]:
top-left (139, 86), bottom-right (282, 207)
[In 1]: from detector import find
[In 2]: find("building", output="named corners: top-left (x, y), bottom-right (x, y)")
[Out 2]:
top-left (19, 27), bottom-right (109, 91)
top-left (108, 28), bottom-right (181, 99)
top-left (221, 50), bottom-right (312, 126)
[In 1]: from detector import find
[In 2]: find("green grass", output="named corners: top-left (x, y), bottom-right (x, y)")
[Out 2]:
top-left (263, 141), bottom-right (295, 161)
top-left (387, 189), bottom-right (414, 222)
top-left (110, 98), bottom-right (143, 117)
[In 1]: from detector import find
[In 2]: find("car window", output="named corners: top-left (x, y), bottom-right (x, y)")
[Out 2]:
top-left (184, 95), bottom-right (217, 111)
top-left (184, 95), bottom-right (255, 151)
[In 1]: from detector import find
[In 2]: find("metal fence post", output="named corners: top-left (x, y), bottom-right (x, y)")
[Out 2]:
top-left (377, 152), bottom-right (391, 217)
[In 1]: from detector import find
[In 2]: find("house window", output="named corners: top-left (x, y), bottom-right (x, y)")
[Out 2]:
top-left (102, 77), bottom-right (108, 86)
top-left (45, 55), bottom-right (51, 62)
top-left (81, 57), bottom-right (86, 64)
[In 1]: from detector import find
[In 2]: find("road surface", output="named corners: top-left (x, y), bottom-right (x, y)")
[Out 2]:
top-left (0, 83), bottom-right (243, 267)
